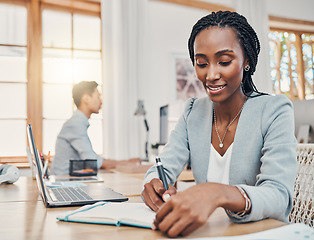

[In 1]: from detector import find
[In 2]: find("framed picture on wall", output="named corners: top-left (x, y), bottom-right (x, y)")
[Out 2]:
top-left (173, 53), bottom-right (206, 101)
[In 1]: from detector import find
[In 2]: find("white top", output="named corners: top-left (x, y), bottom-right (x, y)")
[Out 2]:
top-left (207, 143), bottom-right (233, 185)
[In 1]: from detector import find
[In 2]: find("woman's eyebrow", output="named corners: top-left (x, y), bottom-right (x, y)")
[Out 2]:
top-left (194, 53), bottom-right (207, 58)
top-left (195, 49), bottom-right (234, 58)
top-left (215, 49), bottom-right (234, 56)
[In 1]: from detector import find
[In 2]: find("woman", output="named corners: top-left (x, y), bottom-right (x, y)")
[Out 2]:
top-left (142, 11), bottom-right (297, 237)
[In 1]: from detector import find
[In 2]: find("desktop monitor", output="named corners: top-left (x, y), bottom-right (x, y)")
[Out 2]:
top-left (292, 99), bottom-right (314, 143)
top-left (160, 105), bottom-right (169, 145)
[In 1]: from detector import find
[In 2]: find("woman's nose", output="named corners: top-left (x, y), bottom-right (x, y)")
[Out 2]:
top-left (205, 64), bottom-right (220, 81)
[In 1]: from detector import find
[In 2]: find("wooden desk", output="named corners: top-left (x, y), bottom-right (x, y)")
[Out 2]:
top-left (119, 168), bottom-right (195, 182)
top-left (0, 199), bottom-right (285, 240)
top-left (0, 172), bottom-right (144, 203)
top-left (0, 172), bottom-right (286, 239)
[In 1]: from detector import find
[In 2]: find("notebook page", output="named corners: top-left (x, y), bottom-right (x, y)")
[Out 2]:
top-left (65, 202), bottom-right (155, 226)
top-left (119, 203), bottom-right (156, 227)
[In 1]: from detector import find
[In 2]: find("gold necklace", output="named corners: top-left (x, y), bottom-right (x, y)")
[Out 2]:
top-left (213, 101), bottom-right (246, 148)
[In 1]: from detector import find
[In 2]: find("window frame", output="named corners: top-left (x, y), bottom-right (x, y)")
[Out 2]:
top-left (269, 15), bottom-right (314, 101)
top-left (0, 0), bottom-right (101, 164)
top-left (152, 0), bottom-right (233, 11)
top-left (0, 0), bottom-right (28, 163)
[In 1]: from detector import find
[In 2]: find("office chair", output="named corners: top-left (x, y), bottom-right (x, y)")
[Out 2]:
top-left (289, 144), bottom-right (314, 227)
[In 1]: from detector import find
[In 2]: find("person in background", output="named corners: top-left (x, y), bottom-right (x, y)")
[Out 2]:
top-left (51, 81), bottom-right (140, 175)
top-left (142, 11), bottom-right (297, 237)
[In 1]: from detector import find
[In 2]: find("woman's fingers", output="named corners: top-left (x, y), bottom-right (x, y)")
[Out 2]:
top-left (165, 217), bottom-right (199, 237)
top-left (162, 184), bottom-right (177, 201)
top-left (142, 186), bottom-right (160, 212)
top-left (180, 222), bottom-right (202, 236)
top-left (154, 198), bottom-right (205, 237)
top-left (143, 178), bottom-right (169, 211)
top-left (153, 184), bottom-right (222, 237)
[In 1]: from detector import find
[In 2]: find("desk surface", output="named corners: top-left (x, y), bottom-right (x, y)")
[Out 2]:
top-left (0, 198), bottom-right (285, 240)
top-left (0, 172), bottom-right (144, 203)
top-left (0, 171), bottom-right (286, 239)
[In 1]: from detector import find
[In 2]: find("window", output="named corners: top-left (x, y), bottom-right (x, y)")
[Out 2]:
top-left (269, 17), bottom-right (314, 100)
top-left (0, 3), bottom-right (27, 158)
top-left (0, 0), bottom-right (102, 163)
top-left (42, 10), bottom-right (103, 155)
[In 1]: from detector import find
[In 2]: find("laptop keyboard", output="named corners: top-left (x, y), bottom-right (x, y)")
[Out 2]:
top-left (49, 187), bottom-right (93, 202)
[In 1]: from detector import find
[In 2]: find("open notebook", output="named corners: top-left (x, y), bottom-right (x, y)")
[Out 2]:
top-left (57, 202), bottom-right (155, 229)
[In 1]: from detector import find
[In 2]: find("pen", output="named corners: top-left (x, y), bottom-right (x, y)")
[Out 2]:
top-left (155, 157), bottom-right (168, 190)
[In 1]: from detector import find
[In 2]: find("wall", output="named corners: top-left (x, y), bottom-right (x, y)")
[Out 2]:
top-left (203, 0), bottom-right (314, 21)
top-left (265, 0), bottom-right (314, 21)
top-left (293, 99), bottom-right (314, 142)
top-left (139, 1), bottom-right (208, 147)
top-left (139, 0), bottom-right (314, 150)
top-left (101, 0), bottom-right (314, 159)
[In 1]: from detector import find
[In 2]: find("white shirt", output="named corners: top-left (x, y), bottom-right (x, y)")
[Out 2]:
top-left (207, 143), bottom-right (233, 185)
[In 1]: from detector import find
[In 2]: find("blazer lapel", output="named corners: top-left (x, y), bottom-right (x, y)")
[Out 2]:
top-left (189, 98), bottom-right (213, 183)
top-left (229, 98), bottom-right (250, 184)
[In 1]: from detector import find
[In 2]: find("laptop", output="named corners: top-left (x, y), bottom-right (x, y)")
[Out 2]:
top-left (26, 123), bottom-right (128, 207)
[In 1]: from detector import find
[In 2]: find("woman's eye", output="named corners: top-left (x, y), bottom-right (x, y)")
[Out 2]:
top-left (219, 60), bottom-right (232, 66)
top-left (196, 62), bottom-right (208, 68)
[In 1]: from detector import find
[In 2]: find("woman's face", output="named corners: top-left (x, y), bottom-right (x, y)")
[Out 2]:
top-left (193, 26), bottom-right (247, 103)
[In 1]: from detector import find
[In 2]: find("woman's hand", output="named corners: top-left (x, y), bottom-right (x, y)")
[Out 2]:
top-left (142, 178), bottom-right (177, 212)
top-left (153, 183), bottom-right (234, 237)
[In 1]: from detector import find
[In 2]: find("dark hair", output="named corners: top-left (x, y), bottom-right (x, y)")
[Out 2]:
top-left (188, 11), bottom-right (265, 96)
top-left (72, 81), bottom-right (98, 107)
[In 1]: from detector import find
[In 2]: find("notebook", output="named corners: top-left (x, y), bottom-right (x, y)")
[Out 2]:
top-left (57, 201), bottom-right (155, 229)
top-left (27, 123), bottom-right (128, 207)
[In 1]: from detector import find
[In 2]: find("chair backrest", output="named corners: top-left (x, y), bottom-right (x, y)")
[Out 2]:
top-left (289, 144), bottom-right (314, 227)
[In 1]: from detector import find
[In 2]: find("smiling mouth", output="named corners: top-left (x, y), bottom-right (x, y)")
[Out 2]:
top-left (208, 85), bottom-right (225, 90)
top-left (205, 84), bottom-right (226, 93)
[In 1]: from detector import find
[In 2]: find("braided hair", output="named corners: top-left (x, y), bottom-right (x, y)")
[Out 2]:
top-left (188, 11), bottom-right (265, 97)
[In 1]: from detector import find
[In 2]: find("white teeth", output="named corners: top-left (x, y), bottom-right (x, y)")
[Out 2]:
top-left (207, 85), bottom-right (225, 91)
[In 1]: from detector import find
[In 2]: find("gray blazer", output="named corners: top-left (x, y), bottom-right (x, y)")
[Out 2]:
top-left (144, 94), bottom-right (297, 223)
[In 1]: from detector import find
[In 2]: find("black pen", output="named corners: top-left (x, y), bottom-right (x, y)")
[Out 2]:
top-left (156, 157), bottom-right (168, 190)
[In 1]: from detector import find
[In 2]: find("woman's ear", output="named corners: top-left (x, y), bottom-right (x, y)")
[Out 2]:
top-left (244, 59), bottom-right (249, 67)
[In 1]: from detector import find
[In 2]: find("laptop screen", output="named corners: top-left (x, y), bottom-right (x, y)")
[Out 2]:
top-left (27, 124), bottom-right (49, 204)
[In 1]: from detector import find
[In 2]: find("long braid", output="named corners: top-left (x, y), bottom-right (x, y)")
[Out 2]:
top-left (188, 11), bottom-right (266, 97)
